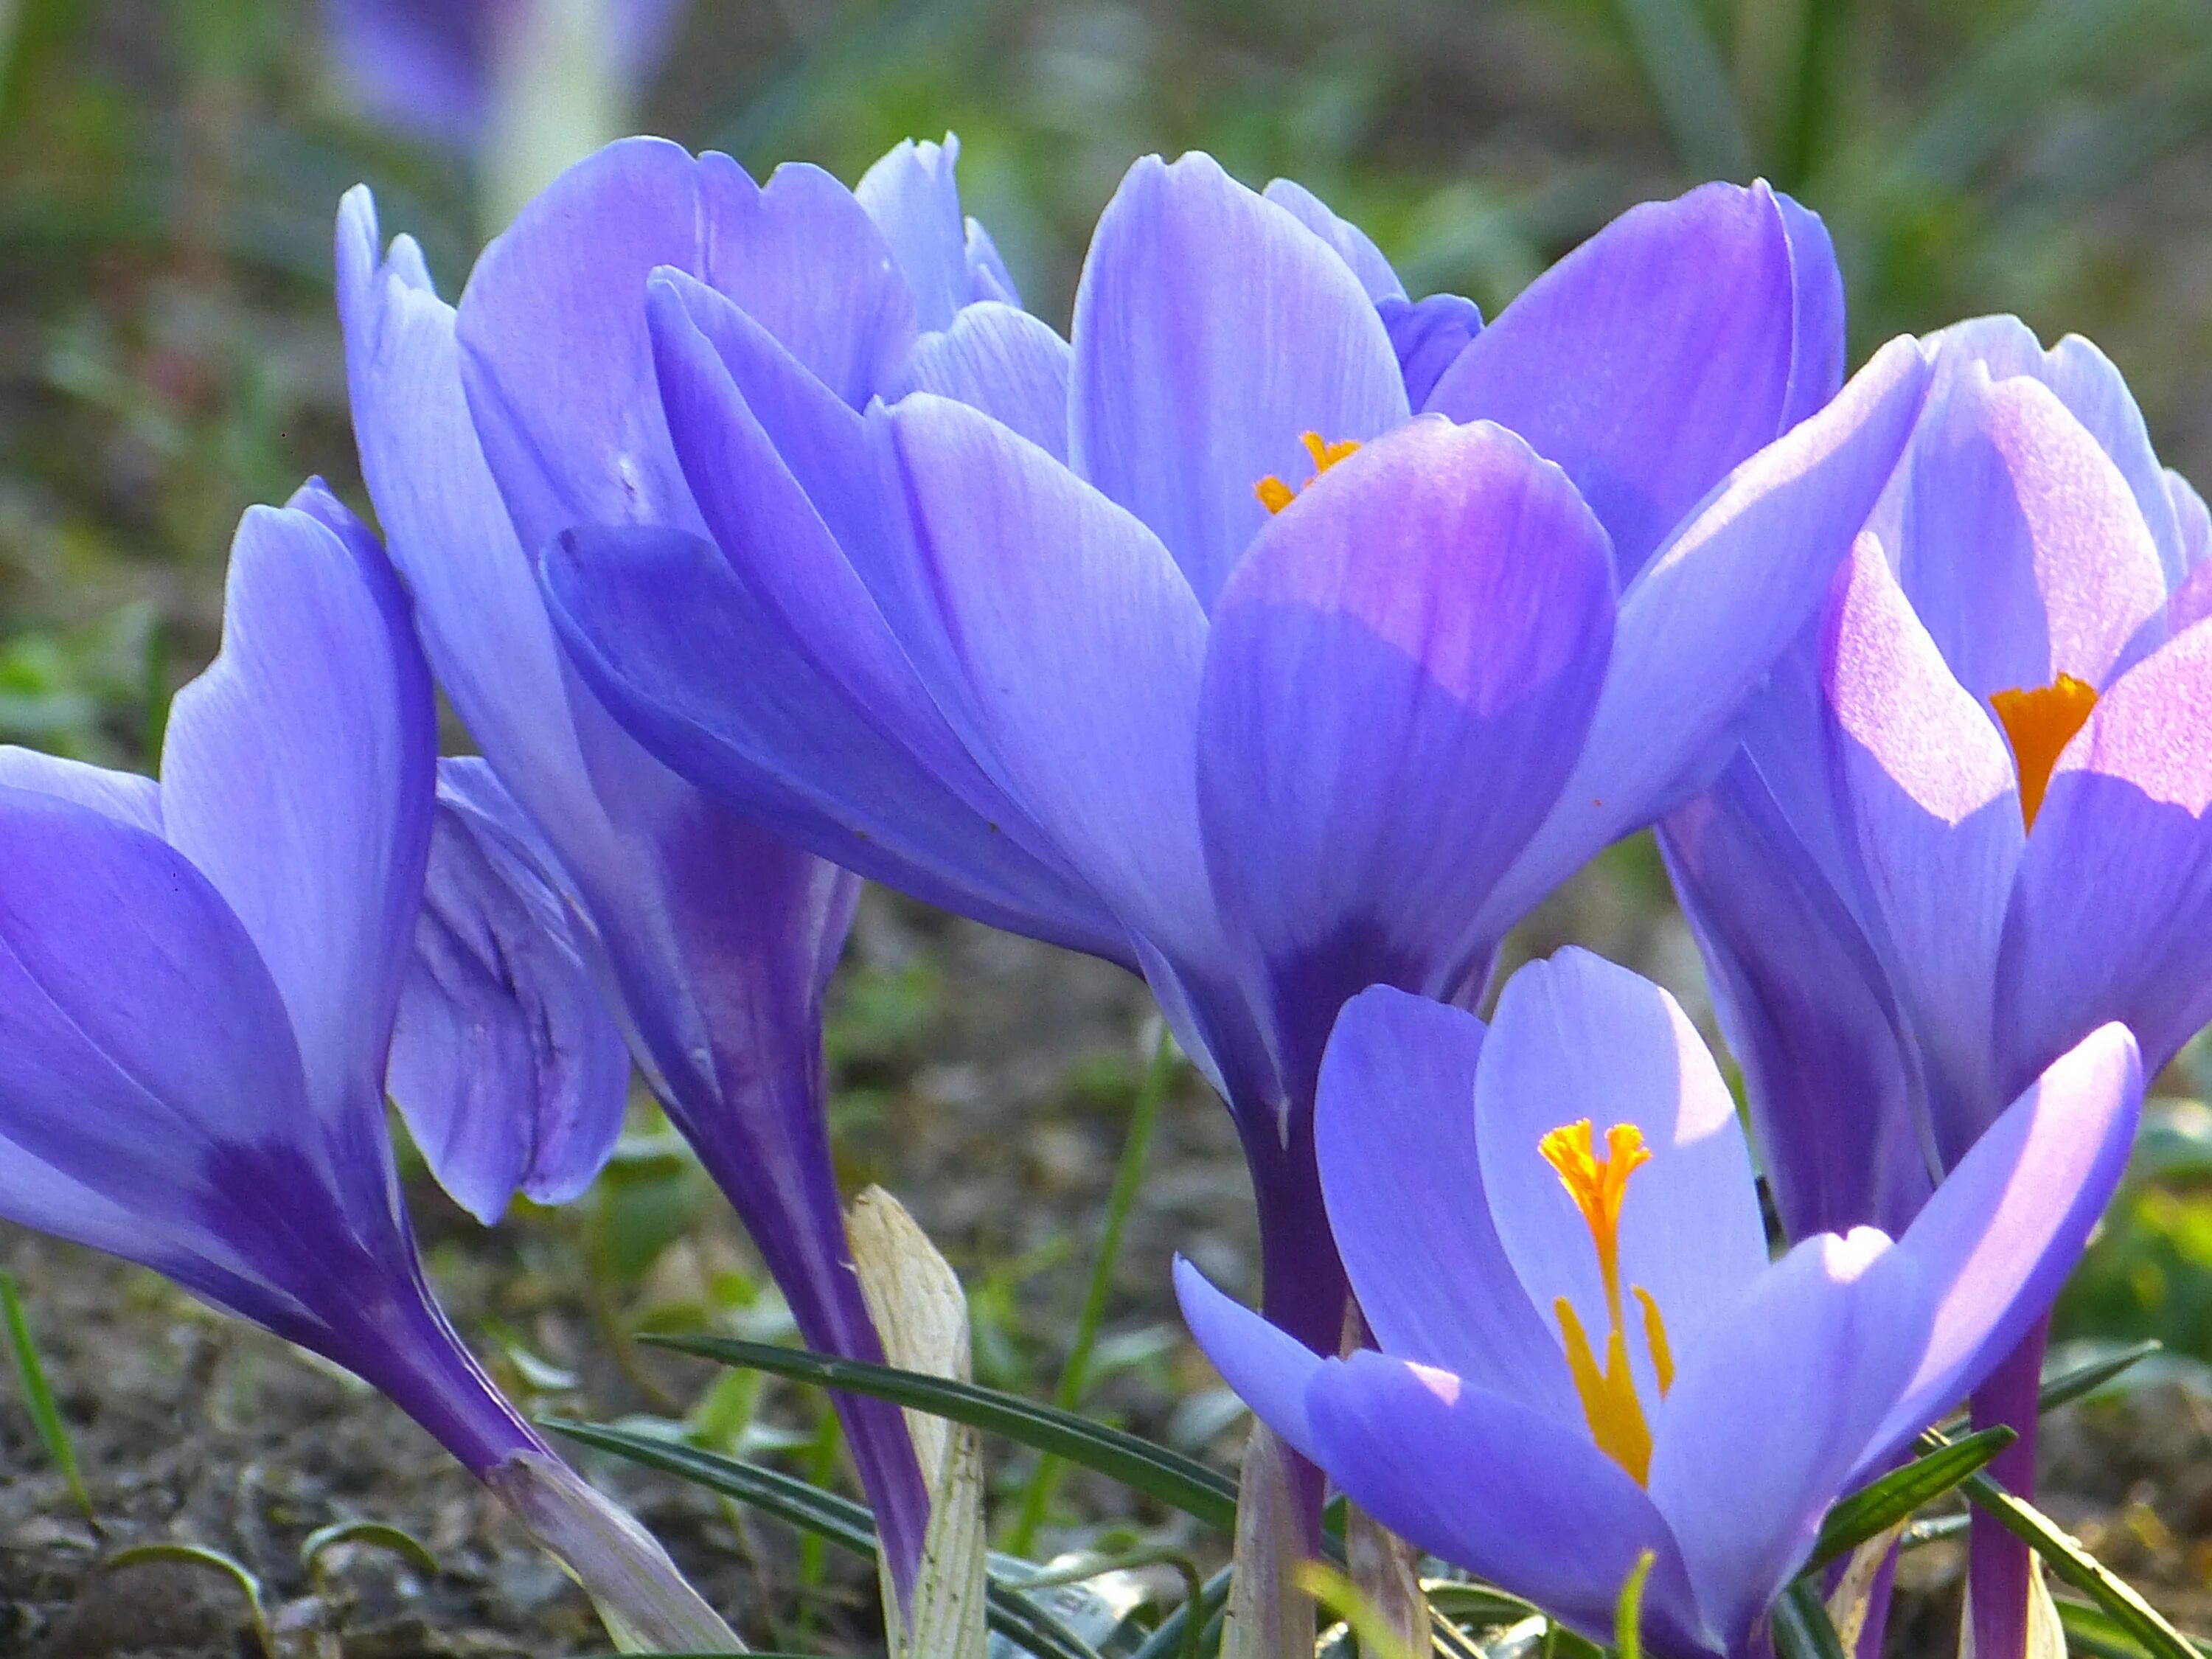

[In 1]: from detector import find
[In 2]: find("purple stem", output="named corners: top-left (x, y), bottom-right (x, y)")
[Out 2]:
top-left (1968, 1315), bottom-right (2051, 1659)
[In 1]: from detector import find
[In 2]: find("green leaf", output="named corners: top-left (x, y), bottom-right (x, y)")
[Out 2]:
top-left (1613, 1549), bottom-right (1655, 1659)
top-left (546, 1419), bottom-right (1105, 1659)
top-left (1770, 1583), bottom-right (1849, 1659)
top-left (299, 1519), bottom-right (439, 1583)
top-left (642, 1334), bottom-right (1239, 1534)
top-left (0, 1273), bottom-right (91, 1523)
top-left (1126, 1566), bottom-right (1231, 1659)
top-left (2038, 1340), bottom-right (2164, 1413)
top-left (2051, 1593), bottom-right (2212, 1658)
top-left (1804, 1425), bottom-right (2015, 1571)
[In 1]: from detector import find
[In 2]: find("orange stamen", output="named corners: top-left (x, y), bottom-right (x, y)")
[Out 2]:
top-left (1989, 675), bottom-right (2098, 831)
top-left (1538, 1119), bottom-right (1652, 1324)
top-left (1555, 1297), bottom-right (1653, 1484)
top-left (1253, 431), bottom-right (1362, 514)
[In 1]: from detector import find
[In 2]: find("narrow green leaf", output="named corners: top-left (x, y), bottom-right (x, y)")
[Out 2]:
top-left (299, 1518), bottom-right (439, 1582)
top-left (642, 1333), bottom-right (1239, 1534)
top-left (99, 1543), bottom-right (271, 1651)
top-left (546, 1420), bottom-right (1105, 1659)
top-left (1127, 1566), bottom-right (1232, 1659)
top-left (2051, 1593), bottom-right (2212, 1658)
top-left (1770, 1582), bottom-right (1849, 1659)
top-left (1, 1273), bottom-right (92, 1523)
top-left (2039, 1341), bottom-right (2163, 1414)
top-left (1805, 1425), bottom-right (2014, 1571)
top-left (1610, 0), bottom-right (1753, 178)
top-left (1613, 1549), bottom-right (1655, 1659)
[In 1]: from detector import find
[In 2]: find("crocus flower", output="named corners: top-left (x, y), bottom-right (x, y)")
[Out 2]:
top-left (0, 484), bottom-right (735, 1650)
top-left (538, 150), bottom-right (1933, 1357)
top-left (1659, 317), bottom-right (2212, 1654)
top-left (337, 133), bottom-right (1026, 1598)
top-left (1176, 950), bottom-right (2143, 1659)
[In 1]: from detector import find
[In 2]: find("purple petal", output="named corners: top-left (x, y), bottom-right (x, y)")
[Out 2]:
top-left (158, 497), bottom-right (433, 1205)
top-left (1997, 620), bottom-right (2212, 1084)
top-left (1377, 293), bottom-right (1484, 410)
top-left (1893, 366), bottom-right (2166, 698)
top-left (1260, 178), bottom-right (1405, 301)
top-left (1772, 191), bottom-right (1847, 429)
top-left (887, 301), bottom-right (1071, 462)
top-left (456, 139), bottom-right (914, 556)
top-left (1197, 417), bottom-right (1613, 1091)
top-left (1648, 1231), bottom-right (1929, 1652)
top-left (1068, 153), bottom-right (1409, 610)
top-left (1475, 950), bottom-right (1767, 1388)
top-left (855, 135), bottom-right (985, 333)
top-left (1660, 757), bottom-right (1935, 1241)
top-left (1824, 538), bottom-right (2024, 1157)
top-left (2171, 467), bottom-right (2210, 575)
top-left (1173, 1257), bottom-right (1323, 1460)
top-left (1470, 335), bottom-right (1935, 947)
top-left (0, 749), bottom-right (160, 834)
top-left (1425, 181), bottom-right (1843, 583)
top-left (389, 759), bottom-right (630, 1222)
top-left (1315, 987), bottom-right (1579, 1421)
top-left (1307, 1352), bottom-right (1709, 1652)
top-left (1868, 1023), bottom-right (2142, 1460)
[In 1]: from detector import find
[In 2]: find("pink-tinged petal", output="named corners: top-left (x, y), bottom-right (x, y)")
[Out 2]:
top-left (2170, 467), bottom-right (2211, 574)
top-left (1173, 1257), bottom-right (1324, 1460)
top-left (1197, 417), bottom-right (1613, 1092)
top-left (158, 495), bottom-right (434, 1207)
top-left (1649, 1231), bottom-right (1930, 1652)
top-left (1998, 621), bottom-right (2212, 1084)
top-left (1893, 366), bottom-right (2166, 698)
top-left (1260, 177), bottom-right (1405, 301)
top-left (1475, 950), bottom-right (1767, 1389)
top-left (1308, 1352), bottom-right (1711, 1653)
top-left (1824, 537), bottom-right (2023, 1160)
top-left (1315, 987), bottom-right (1579, 1422)
top-left (1867, 1024), bottom-right (2141, 1461)
top-left (1469, 335), bottom-right (1935, 945)
top-left (0, 749), bottom-right (160, 835)
top-left (1069, 153), bottom-right (1408, 610)
top-left (1426, 181), bottom-right (1840, 583)
top-left (887, 301), bottom-right (1071, 461)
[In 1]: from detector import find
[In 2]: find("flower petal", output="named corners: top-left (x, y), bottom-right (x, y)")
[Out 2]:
top-left (1068, 153), bottom-right (1408, 610)
top-left (1173, 1256), bottom-right (1324, 1460)
top-left (1425, 181), bottom-right (1841, 583)
top-left (389, 759), bottom-right (630, 1223)
top-left (1469, 335), bottom-right (1935, 945)
top-left (1377, 293), bottom-right (1484, 409)
top-left (1648, 1231), bottom-right (1929, 1652)
top-left (855, 135), bottom-right (987, 333)
top-left (1308, 1352), bottom-right (1708, 1652)
top-left (1259, 178), bottom-right (1405, 301)
top-left (1475, 949), bottom-right (1767, 1386)
top-left (1197, 417), bottom-right (1613, 1092)
top-left (888, 301), bottom-right (1071, 462)
top-left (158, 493), bottom-right (433, 1206)
top-left (0, 749), bottom-right (160, 834)
top-left (1868, 1023), bottom-right (2142, 1459)
top-left (1315, 987), bottom-right (1579, 1422)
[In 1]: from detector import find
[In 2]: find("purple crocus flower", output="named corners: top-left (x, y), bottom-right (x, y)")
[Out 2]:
top-left (337, 133), bottom-right (1025, 1599)
top-left (1177, 950), bottom-right (2143, 1659)
top-left (538, 151), bottom-right (1933, 1358)
top-left (1659, 317), bottom-right (2212, 1655)
top-left (0, 484), bottom-right (734, 1649)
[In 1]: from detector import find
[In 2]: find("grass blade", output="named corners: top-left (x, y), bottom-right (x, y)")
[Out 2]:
top-left (1, 1273), bottom-right (92, 1523)
top-left (1611, 0), bottom-right (1753, 178)
top-left (1770, 1582), bottom-right (1849, 1659)
top-left (1613, 1549), bottom-right (1655, 1659)
top-left (2039, 1341), bottom-right (2163, 1414)
top-left (1805, 1426), bottom-right (2014, 1571)
top-left (2052, 1594), bottom-right (2212, 1658)
top-left (643, 1335), bottom-right (1238, 1534)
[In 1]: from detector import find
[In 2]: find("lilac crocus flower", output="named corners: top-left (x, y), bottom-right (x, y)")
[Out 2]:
top-left (1177, 951), bottom-right (2143, 1659)
top-left (0, 484), bottom-right (734, 1649)
top-left (337, 133), bottom-right (1025, 1598)
top-left (1659, 317), bottom-right (2212, 1655)
top-left (538, 151), bottom-right (1933, 1357)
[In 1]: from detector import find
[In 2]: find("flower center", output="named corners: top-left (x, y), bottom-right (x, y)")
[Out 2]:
top-left (1538, 1119), bottom-right (1673, 1485)
top-left (1989, 675), bottom-right (2098, 831)
top-left (1254, 431), bottom-right (1361, 513)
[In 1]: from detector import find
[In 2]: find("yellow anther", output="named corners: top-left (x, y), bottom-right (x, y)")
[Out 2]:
top-left (1253, 431), bottom-right (1362, 514)
top-left (1555, 1296), bottom-right (1653, 1485)
top-left (1538, 1119), bottom-right (1651, 1322)
top-left (1633, 1285), bottom-right (1674, 1397)
top-left (1989, 675), bottom-right (2098, 832)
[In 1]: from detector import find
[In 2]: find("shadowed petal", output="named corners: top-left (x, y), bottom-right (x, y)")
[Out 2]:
top-left (888, 302), bottom-right (1071, 460)
top-left (1197, 418), bottom-right (1613, 1091)
top-left (1069, 153), bottom-right (1408, 609)
top-left (1425, 181), bottom-right (1840, 582)
top-left (1173, 1257), bottom-right (1324, 1459)
top-left (1315, 987), bottom-right (1578, 1422)
top-left (1378, 293), bottom-right (1483, 409)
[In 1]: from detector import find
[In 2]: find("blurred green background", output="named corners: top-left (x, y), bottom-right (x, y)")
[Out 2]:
top-left (9, 0), bottom-right (2212, 1375)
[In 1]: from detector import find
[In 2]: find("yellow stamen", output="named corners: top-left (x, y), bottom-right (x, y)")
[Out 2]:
top-left (1253, 431), bottom-right (1363, 514)
top-left (1989, 675), bottom-right (2098, 832)
top-left (1538, 1119), bottom-right (1652, 1324)
top-left (1555, 1296), bottom-right (1652, 1485)
top-left (1633, 1285), bottom-right (1674, 1397)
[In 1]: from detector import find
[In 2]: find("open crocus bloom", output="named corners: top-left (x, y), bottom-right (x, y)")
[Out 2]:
top-left (540, 148), bottom-right (1933, 1353)
top-left (1177, 950), bottom-right (2142, 1658)
top-left (0, 485), bottom-right (732, 1649)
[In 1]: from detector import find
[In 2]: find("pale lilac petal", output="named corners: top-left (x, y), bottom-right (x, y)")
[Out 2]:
top-left (888, 302), bottom-right (1071, 461)
top-left (1470, 337), bottom-right (1934, 948)
top-left (1377, 293), bottom-right (1483, 409)
top-left (1260, 178), bottom-right (1405, 301)
top-left (964, 218), bottom-right (1020, 307)
top-left (1773, 191), bottom-right (1847, 429)
top-left (1868, 1024), bottom-right (2142, 1459)
top-left (2170, 467), bottom-right (2210, 574)
top-left (1197, 417), bottom-right (1613, 1091)
top-left (1315, 987), bottom-right (1579, 1422)
top-left (389, 759), bottom-right (630, 1222)
top-left (855, 135), bottom-right (982, 333)
top-left (1649, 1231), bottom-right (1929, 1652)
top-left (0, 750), bottom-right (160, 835)
top-left (1173, 1257), bottom-right (1322, 1460)
top-left (1997, 621), bottom-right (2212, 1084)
top-left (1475, 950), bottom-right (1767, 1386)
top-left (1069, 153), bottom-right (1409, 609)
top-left (1425, 181), bottom-right (1839, 582)
top-left (1308, 1353), bottom-right (1710, 1653)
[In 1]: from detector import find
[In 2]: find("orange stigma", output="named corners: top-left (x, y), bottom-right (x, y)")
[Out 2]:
top-left (1989, 675), bottom-right (2098, 831)
top-left (1539, 1119), bottom-right (1651, 1320)
top-left (1255, 432), bottom-right (1361, 513)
